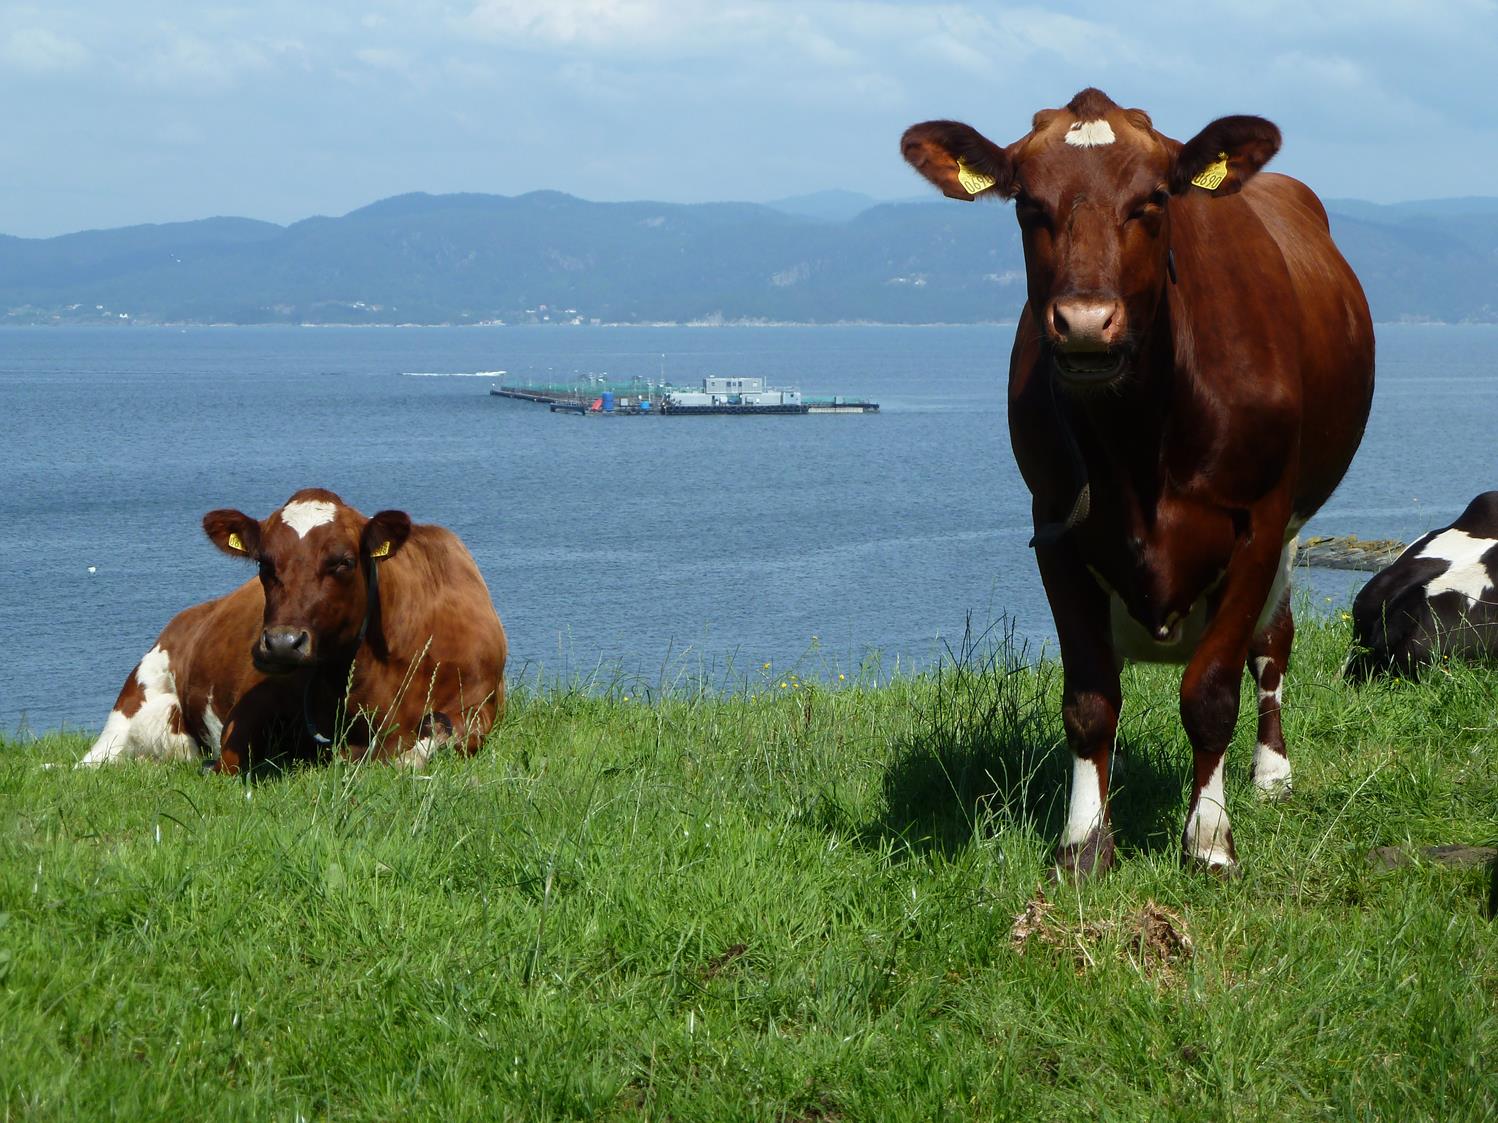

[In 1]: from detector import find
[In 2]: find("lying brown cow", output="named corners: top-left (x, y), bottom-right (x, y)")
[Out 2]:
top-left (81, 489), bottom-right (507, 772)
top-left (903, 89), bottom-right (1374, 875)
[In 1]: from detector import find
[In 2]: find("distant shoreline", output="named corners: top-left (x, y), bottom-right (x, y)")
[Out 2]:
top-left (0, 318), bottom-right (1486, 329)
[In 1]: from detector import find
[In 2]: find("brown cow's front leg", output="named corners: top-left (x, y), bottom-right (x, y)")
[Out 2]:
top-left (208, 696), bottom-right (283, 776)
top-left (1248, 588), bottom-right (1294, 798)
top-left (209, 716), bottom-right (252, 775)
top-left (1038, 543), bottom-right (1122, 877)
top-left (1179, 516), bottom-right (1289, 874)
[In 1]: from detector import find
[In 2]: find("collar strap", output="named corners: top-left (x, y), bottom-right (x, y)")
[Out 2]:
top-left (1028, 374), bottom-right (1093, 549)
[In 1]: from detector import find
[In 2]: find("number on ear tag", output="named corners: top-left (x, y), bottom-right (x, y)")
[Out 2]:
top-left (956, 159), bottom-right (997, 196)
top-left (370, 540), bottom-right (390, 558)
top-left (1190, 152), bottom-right (1230, 191)
top-left (228, 532), bottom-right (245, 553)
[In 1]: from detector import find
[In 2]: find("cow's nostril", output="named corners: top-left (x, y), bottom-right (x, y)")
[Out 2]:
top-left (1051, 299), bottom-right (1122, 348)
top-left (261, 628), bottom-right (312, 660)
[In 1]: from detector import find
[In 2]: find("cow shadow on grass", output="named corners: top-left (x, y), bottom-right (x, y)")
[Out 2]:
top-left (825, 629), bottom-right (1189, 861)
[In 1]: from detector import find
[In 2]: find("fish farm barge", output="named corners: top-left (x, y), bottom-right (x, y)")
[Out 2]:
top-left (490, 376), bottom-right (878, 415)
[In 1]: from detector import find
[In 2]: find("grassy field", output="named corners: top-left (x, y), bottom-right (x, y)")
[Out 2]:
top-left (2, 616), bottom-right (1496, 1121)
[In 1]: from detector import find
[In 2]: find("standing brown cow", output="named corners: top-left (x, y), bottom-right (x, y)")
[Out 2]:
top-left (81, 488), bottom-right (507, 773)
top-left (902, 89), bottom-right (1374, 875)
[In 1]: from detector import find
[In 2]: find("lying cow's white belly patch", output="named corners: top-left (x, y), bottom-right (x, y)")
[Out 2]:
top-left (1418, 529), bottom-right (1496, 602)
top-left (1064, 119), bottom-right (1115, 147)
top-left (79, 645), bottom-right (201, 766)
top-left (82, 708), bottom-right (133, 766)
top-left (281, 500), bottom-right (337, 538)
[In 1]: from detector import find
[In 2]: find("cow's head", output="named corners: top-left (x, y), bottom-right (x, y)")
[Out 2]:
top-left (902, 88), bottom-right (1280, 389)
top-left (202, 488), bottom-right (411, 674)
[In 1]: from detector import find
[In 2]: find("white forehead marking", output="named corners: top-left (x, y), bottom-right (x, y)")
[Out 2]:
top-left (280, 500), bottom-right (337, 538)
top-left (1065, 119), bottom-right (1115, 147)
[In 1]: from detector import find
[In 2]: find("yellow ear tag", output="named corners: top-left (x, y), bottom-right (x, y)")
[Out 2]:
top-left (227, 532), bottom-right (245, 553)
top-left (1190, 152), bottom-right (1230, 191)
top-left (955, 158), bottom-right (997, 196)
top-left (370, 540), bottom-right (390, 558)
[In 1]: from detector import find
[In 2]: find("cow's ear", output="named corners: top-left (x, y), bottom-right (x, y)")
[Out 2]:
top-left (203, 509), bottom-right (260, 558)
top-left (1170, 115), bottom-right (1280, 197)
top-left (901, 120), bottom-right (1014, 201)
top-left (362, 510), bottom-right (412, 562)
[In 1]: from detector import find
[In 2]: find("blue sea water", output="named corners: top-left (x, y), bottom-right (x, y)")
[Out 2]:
top-left (1, 323), bottom-right (1495, 735)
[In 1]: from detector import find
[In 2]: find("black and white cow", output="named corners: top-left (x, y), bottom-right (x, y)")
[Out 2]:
top-left (1347, 491), bottom-right (1498, 680)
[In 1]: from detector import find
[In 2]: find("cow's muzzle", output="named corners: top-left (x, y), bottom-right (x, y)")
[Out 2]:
top-left (254, 626), bottom-right (315, 673)
top-left (1046, 296), bottom-right (1130, 386)
top-left (1051, 348), bottom-right (1130, 387)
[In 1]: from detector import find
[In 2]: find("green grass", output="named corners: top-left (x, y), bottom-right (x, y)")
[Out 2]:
top-left (2, 616), bottom-right (1496, 1120)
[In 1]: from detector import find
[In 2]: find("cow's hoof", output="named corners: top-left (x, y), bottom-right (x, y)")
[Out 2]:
top-left (1184, 852), bottom-right (1242, 880)
top-left (1253, 779), bottom-right (1293, 803)
top-left (1054, 828), bottom-right (1116, 879)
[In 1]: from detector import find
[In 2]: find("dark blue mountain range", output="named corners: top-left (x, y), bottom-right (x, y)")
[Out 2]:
top-left (2, 190), bottom-right (1493, 324)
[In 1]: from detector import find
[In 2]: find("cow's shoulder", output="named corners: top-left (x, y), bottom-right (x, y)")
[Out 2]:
top-left (165, 578), bottom-right (266, 702)
top-left (153, 578), bottom-right (260, 664)
top-left (401, 524), bottom-right (489, 591)
top-left (1242, 172), bottom-right (1330, 230)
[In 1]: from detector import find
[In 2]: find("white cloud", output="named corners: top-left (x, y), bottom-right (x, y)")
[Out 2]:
top-left (356, 46), bottom-right (411, 71)
top-left (1, 27), bottom-right (89, 72)
top-left (462, 0), bottom-right (717, 49)
top-left (144, 31), bottom-right (264, 89)
top-left (133, 27), bottom-right (320, 92)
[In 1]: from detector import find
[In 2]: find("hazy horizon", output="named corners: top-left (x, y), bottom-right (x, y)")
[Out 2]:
top-left (7, 184), bottom-right (1498, 243)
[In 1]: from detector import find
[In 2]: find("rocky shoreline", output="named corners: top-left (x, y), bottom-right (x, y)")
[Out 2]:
top-left (1300, 535), bottom-right (1406, 571)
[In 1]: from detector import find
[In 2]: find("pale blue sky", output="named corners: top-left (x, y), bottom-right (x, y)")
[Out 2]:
top-left (3, 0), bottom-right (1496, 236)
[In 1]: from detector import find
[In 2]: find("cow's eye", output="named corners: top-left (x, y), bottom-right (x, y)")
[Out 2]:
top-left (1128, 190), bottom-right (1169, 222)
top-left (1014, 192), bottom-right (1051, 228)
top-left (257, 558), bottom-right (276, 582)
top-left (331, 556), bottom-right (356, 575)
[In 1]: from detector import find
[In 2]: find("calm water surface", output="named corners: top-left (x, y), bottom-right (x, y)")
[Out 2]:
top-left (2, 323), bottom-right (1494, 733)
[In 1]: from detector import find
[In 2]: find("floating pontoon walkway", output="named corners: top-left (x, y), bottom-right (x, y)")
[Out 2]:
top-left (489, 378), bottom-right (878, 415)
